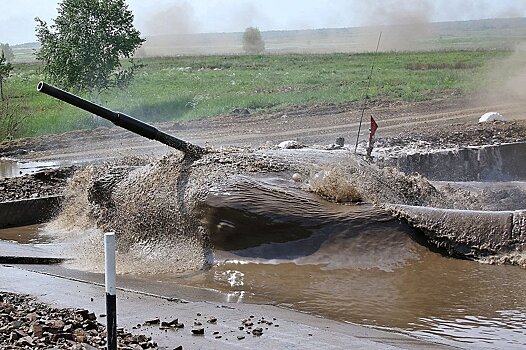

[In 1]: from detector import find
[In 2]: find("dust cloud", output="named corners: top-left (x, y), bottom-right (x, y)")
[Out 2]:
top-left (144, 2), bottom-right (199, 36)
top-left (353, 0), bottom-right (433, 52)
top-left (492, 43), bottom-right (526, 102)
top-left (503, 44), bottom-right (526, 101)
top-left (138, 1), bottom-right (201, 57)
top-left (472, 43), bottom-right (526, 106)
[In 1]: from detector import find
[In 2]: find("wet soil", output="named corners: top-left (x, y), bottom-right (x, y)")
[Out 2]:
top-left (0, 167), bottom-right (75, 202)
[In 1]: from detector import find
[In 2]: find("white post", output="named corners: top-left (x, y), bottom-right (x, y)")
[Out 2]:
top-left (104, 232), bottom-right (117, 350)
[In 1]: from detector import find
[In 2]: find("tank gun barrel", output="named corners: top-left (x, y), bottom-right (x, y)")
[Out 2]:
top-left (37, 81), bottom-right (205, 158)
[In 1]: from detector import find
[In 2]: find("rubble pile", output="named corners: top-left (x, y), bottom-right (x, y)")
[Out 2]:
top-left (0, 292), bottom-right (166, 349)
top-left (0, 167), bottom-right (74, 202)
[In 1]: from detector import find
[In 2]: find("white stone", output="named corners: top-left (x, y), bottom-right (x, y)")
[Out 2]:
top-left (292, 173), bottom-right (302, 182)
top-left (479, 112), bottom-right (506, 123)
top-left (278, 140), bottom-right (299, 149)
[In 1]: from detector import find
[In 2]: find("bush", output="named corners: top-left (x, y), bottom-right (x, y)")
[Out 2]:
top-left (242, 27), bottom-right (265, 54)
top-left (0, 43), bottom-right (14, 63)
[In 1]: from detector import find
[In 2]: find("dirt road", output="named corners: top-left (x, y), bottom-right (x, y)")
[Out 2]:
top-left (1, 97), bottom-right (525, 163)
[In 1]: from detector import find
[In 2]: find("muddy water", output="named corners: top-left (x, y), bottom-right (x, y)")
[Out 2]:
top-left (4, 174), bottom-right (526, 349)
top-left (0, 225), bottom-right (54, 244)
top-left (142, 177), bottom-right (526, 349)
top-left (0, 159), bottom-right (61, 179)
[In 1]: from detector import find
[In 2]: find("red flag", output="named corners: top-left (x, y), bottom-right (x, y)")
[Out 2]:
top-left (370, 116), bottom-right (378, 138)
top-left (367, 117), bottom-right (378, 158)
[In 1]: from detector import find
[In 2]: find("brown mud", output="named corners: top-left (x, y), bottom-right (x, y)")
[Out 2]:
top-left (0, 167), bottom-right (75, 202)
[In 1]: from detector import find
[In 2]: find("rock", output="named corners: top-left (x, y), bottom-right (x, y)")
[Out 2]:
top-left (160, 322), bottom-right (171, 330)
top-left (207, 316), bottom-right (217, 324)
top-left (335, 137), bottom-right (345, 147)
top-left (26, 312), bottom-right (39, 322)
top-left (75, 309), bottom-right (89, 319)
top-left (192, 328), bottom-right (205, 335)
top-left (325, 143), bottom-right (342, 150)
top-left (11, 319), bottom-right (23, 328)
top-left (237, 335), bottom-right (245, 340)
top-left (252, 327), bottom-right (264, 336)
top-left (278, 140), bottom-right (301, 149)
top-left (63, 323), bottom-right (73, 332)
top-left (166, 318), bottom-right (184, 328)
top-left (14, 329), bottom-right (28, 340)
top-left (479, 112), bottom-right (506, 123)
top-left (144, 318), bottom-right (160, 326)
top-left (16, 335), bottom-right (35, 346)
top-left (292, 173), bottom-right (302, 182)
top-left (47, 319), bottom-right (65, 333)
top-left (82, 320), bottom-right (98, 330)
top-left (9, 331), bottom-right (20, 342)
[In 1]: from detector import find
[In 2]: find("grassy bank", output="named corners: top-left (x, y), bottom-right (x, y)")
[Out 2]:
top-left (1, 50), bottom-right (509, 140)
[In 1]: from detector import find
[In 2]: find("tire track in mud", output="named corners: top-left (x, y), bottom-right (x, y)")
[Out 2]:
top-left (181, 102), bottom-right (526, 146)
top-left (7, 100), bottom-right (526, 162)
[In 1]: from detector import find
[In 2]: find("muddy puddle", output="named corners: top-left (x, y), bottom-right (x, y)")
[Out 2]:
top-left (152, 178), bottom-right (526, 349)
top-left (0, 225), bottom-right (54, 245)
top-left (4, 174), bottom-right (521, 349)
top-left (0, 159), bottom-right (62, 179)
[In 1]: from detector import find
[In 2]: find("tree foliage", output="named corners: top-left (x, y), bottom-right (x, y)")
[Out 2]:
top-left (35, 0), bottom-right (145, 95)
top-left (0, 94), bottom-right (26, 140)
top-left (242, 27), bottom-right (265, 54)
top-left (0, 43), bottom-right (14, 63)
top-left (0, 51), bottom-right (13, 101)
top-left (0, 51), bottom-right (21, 140)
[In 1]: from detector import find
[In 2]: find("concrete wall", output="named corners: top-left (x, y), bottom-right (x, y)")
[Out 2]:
top-left (0, 196), bottom-right (63, 229)
top-left (381, 142), bottom-right (526, 181)
top-left (387, 204), bottom-right (526, 259)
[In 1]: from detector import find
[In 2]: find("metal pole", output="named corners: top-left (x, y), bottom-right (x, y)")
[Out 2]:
top-left (354, 32), bottom-right (382, 154)
top-left (104, 232), bottom-right (117, 350)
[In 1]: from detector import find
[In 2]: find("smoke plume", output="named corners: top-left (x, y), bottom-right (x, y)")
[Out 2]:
top-left (144, 2), bottom-right (200, 36)
top-left (354, 0), bottom-right (433, 52)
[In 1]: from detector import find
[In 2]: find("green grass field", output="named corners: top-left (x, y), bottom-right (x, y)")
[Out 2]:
top-left (0, 49), bottom-right (511, 140)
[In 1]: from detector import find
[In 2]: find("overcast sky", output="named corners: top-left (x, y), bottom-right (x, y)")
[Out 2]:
top-left (1, 0), bottom-right (526, 45)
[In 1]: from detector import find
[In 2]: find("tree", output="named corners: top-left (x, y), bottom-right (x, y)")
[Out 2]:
top-left (0, 43), bottom-right (14, 63)
top-left (0, 51), bottom-right (13, 101)
top-left (35, 0), bottom-right (145, 96)
top-left (242, 27), bottom-right (265, 54)
top-left (0, 52), bottom-right (22, 140)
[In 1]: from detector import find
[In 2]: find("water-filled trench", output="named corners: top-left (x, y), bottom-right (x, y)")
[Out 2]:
top-left (5, 148), bottom-right (526, 349)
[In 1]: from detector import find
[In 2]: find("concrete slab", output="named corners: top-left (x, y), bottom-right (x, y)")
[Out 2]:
top-left (0, 264), bottom-right (456, 349)
top-left (0, 196), bottom-right (62, 229)
top-left (0, 240), bottom-right (67, 264)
